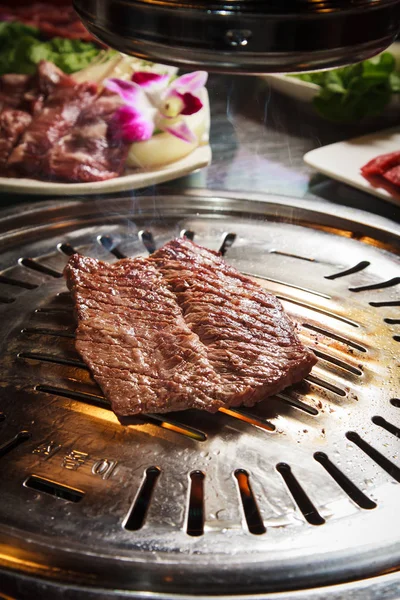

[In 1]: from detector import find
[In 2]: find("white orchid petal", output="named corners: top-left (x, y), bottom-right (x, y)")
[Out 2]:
top-left (164, 120), bottom-right (197, 144)
top-left (105, 78), bottom-right (141, 104)
top-left (170, 71), bottom-right (208, 93)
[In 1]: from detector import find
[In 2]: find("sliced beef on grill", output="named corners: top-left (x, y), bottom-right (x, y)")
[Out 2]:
top-left (8, 77), bottom-right (98, 176)
top-left (150, 238), bottom-right (317, 408)
top-left (47, 91), bottom-right (129, 183)
top-left (65, 254), bottom-right (239, 416)
top-left (0, 74), bottom-right (31, 112)
top-left (0, 109), bottom-right (32, 173)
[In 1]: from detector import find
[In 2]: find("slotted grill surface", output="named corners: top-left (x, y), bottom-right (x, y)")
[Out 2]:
top-left (0, 192), bottom-right (399, 598)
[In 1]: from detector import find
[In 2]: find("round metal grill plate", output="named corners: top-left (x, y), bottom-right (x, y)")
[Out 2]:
top-left (0, 192), bottom-right (399, 598)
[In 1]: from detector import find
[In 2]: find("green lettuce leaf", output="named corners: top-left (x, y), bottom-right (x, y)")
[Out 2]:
top-left (0, 21), bottom-right (100, 76)
top-left (292, 52), bottom-right (399, 122)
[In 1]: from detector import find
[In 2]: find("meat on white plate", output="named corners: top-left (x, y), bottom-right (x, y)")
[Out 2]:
top-left (8, 73), bottom-right (97, 176)
top-left (0, 61), bottom-right (88, 175)
top-left (361, 150), bottom-right (400, 188)
top-left (47, 91), bottom-right (130, 183)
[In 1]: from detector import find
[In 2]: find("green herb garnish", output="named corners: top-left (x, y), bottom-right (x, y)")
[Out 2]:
top-left (292, 52), bottom-right (400, 122)
top-left (0, 21), bottom-right (100, 76)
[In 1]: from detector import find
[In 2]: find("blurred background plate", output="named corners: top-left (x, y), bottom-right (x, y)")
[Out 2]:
top-left (304, 126), bottom-right (400, 206)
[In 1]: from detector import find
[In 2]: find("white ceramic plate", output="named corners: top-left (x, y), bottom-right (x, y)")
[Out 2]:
top-left (0, 145), bottom-right (211, 196)
top-left (263, 43), bottom-right (400, 107)
top-left (304, 126), bottom-right (400, 206)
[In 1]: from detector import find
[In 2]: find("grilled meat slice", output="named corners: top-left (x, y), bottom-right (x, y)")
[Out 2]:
top-left (150, 238), bottom-right (317, 407)
top-left (65, 240), bottom-right (316, 416)
top-left (65, 254), bottom-right (238, 416)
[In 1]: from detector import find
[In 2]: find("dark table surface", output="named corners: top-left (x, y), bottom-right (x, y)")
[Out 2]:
top-left (1, 74), bottom-right (400, 224)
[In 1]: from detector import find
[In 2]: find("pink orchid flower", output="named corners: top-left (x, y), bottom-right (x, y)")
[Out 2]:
top-left (105, 71), bottom-right (208, 144)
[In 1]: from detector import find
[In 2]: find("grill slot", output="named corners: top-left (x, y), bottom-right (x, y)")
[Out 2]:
top-left (0, 274), bottom-right (37, 290)
top-left (301, 324), bottom-right (367, 353)
top-left (98, 235), bottom-right (127, 259)
top-left (138, 230), bottom-right (156, 254)
top-left (350, 278), bottom-right (400, 293)
top-left (219, 232), bottom-right (236, 256)
top-left (314, 452), bottom-right (376, 510)
top-left (372, 416), bottom-right (400, 439)
top-left (235, 470), bottom-right (266, 535)
top-left (312, 350), bottom-right (363, 376)
top-left (384, 318), bottom-right (400, 325)
top-left (219, 407), bottom-right (275, 432)
top-left (276, 463), bottom-right (325, 526)
top-left (19, 258), bottom-right (63, 278)
top-left (346, 432), bottom-right (400, 483)
top-left (36, 385), bottom-right (207, 441)
top-left (325, 261), bottom-right (371, 280)
top-left (369, 300), bottom-right (400, 307)
top-left (22, 328), bottom-right (75, 338)
top-left (0, 413), bottom-right (4, 423)
top-left (124, 467), bottom-right (161, 531)
top-left (187, 471), bottom-right (205, 536)
top-left (35, 308), bottom-right (72, 315)
top-left (24, 475), bottom-right (84, 503)
top-left (36, 385), bottom-right (109, 408)
top-left (276, 393), bottom-right (319, 416)
top-left (279, 297), bottom-right (358, 327)
top-left (180, 229), bottom-right (195, 241)
top-left (57, 243), bottom-right (78, 257)
top-left (269, 250), bottom-right (315, 263)
top-left (247, 274), bottom-right (330, 300)
top-left (305, 375), bottom-right (346, 397)
top-left (0, 431), bottom-right (30, 458)
top-left (390, 398), bottom-right (400, 408)
top-left (18, 352), bottom-right (87, 369)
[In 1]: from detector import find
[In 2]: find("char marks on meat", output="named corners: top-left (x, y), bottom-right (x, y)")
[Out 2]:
top-left (8, 76), bottom-right (98, 176)
top-left (47, 91), bottom-right (130, 183)
top-left (150, 239), bottom-right (317, 407)
top-left (65, 240), bottom-right (317, 416)
top-left (65, 254), bottom-right (235, 415)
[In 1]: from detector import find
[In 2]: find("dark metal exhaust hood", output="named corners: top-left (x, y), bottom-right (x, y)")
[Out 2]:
top-left (73, 0), bottom-right (400, 73)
